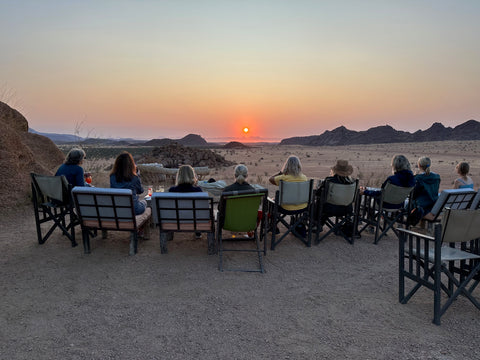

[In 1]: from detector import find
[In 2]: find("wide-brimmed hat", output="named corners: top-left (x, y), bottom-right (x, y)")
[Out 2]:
top-left (332, 160), bottom-right (353, 176)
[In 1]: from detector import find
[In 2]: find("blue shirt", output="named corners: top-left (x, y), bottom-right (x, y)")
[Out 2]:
top-left (110, 174), bottom-right (145, 215)
top-left (55, 164), bottom-right (86, 187)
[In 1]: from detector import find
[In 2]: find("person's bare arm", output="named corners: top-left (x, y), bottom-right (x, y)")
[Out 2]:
top-left (269, 171), bottom-right (282, 185)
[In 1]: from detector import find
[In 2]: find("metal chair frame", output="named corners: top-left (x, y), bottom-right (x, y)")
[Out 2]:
top-left (315, 179), bottom-right (359, 245)
top-left (217, 189), bottom-right (268, 273)
top-left (31, 172), bottom-right (78, 247)
top-left (270, 179), bottom-right (314, 250)
top-left (398, 208), bottom-right (480, 325)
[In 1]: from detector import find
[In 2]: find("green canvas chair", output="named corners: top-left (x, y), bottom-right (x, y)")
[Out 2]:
top-left (398, 208), bottom-right (480, 325)
top-left (217, 188), bottom-right (268, 273)
top-left (31, 172), bottom-right (79, 247)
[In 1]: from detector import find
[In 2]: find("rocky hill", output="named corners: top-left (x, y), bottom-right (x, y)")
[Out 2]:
top-left (137, 143), bottom-right (235, 168)
top-left (280, 120), bottom-right (480, 146)
top-left (0, 102), bottom-right (65, 211)
top-left (143, 134), bottom-right (208, 147)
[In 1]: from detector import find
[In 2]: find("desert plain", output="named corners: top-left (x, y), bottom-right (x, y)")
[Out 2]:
top-left (1, 141), bottom-right (479, 359)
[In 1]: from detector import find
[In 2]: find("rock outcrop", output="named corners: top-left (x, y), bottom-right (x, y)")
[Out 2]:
top-left (0, 101), bottom-right (65, 211)
top-left (137, 143), bottom-right (235, 168)
top-left (143, 134), bottom-right (208, 147)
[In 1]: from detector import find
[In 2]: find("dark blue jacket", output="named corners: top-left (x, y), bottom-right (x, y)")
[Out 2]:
top-left (413, 172), bottom-right (441, 213)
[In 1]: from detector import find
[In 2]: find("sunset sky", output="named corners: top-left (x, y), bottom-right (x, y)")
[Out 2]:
top-left (1, 1), bottom-right (479, 141)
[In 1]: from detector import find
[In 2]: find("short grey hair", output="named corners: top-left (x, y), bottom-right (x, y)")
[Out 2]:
top-left (234, 164), bottom-right (248, 184)
top-left (392, 155), bottom-right (411, 172)
top-left (282, 155), bottom-right (302, 176)
top-left (65, 148), bottom-right (86, 165)
top-left (176, 165), bottom-right (197, 185)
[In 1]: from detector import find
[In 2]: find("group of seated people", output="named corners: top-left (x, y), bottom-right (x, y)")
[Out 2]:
top-left (56, 147), bottom-right (476, 231)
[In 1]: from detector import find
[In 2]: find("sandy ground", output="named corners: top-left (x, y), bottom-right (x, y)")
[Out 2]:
top-left (2, 204), bottom-right (480, 360)
top-left (2, 142), bottom-right (479, 359)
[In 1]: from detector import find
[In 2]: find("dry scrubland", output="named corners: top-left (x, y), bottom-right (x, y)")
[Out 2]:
top-left (76, 141), bottom-right (479, 192)
top-left (1, 141), bottom-right (479, 360)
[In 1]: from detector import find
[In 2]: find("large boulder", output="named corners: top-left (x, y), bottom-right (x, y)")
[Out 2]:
top-left (0, 101), bottom-right (65, 212)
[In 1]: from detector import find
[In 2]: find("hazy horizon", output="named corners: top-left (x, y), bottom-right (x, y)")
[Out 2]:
top-left (2, 1), bottom-right (480, 141)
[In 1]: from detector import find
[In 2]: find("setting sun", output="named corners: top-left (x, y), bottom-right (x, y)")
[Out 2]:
top-left (243, 127), bottom-right (249, 134)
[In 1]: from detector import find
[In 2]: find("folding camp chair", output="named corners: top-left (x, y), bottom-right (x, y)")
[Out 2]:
top-left (471, 190), bottom-right (480, 210)
top-left (72, 187), bottom-right (151, 255)
top-left (151, 192), bottom-right (215, 254)
top-left (217, 189), bottom-right (268, 273)
top-left (270, 179), bottom-right (314, 250)
top-left (31, 172), bottom-right (78, 247)
top-left (427, 189), bottom-right (477, 222)
top-left (398, 208), bottom-right (480, 325)
top-left (357, 182), bottom-right (413, 244)
top-left (315, 179), bottom-right (359, 244)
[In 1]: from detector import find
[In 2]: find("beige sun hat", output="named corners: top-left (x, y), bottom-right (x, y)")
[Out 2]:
top-left (332, 160), bottom-right (353, 176)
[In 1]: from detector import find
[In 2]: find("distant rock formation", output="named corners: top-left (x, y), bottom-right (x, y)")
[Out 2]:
top-left (280, 120), bottom-right (480, 146)
top-left (137, 143), bottom-right (235, 168)
top-left (0, 101), bottom-right (65, 210)
top-left (223, 141), bottom-right (249, 149)
top-left (143, 134), bottom-right (208, 147)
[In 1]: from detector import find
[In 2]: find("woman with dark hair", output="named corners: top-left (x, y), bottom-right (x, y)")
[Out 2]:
top-left (110, 152), bottom-right (146, 215)
top-left (55, 148), bottom-right (89, 187)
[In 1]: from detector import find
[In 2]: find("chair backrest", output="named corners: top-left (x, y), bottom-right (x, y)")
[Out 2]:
top-left (151, 192), bottom-right (213, 231)
top-left (278, 180), bottom-right (313, 206)
top-left (441, 208), bottom-right (480, 244)
top-left (470, 191), bottom-right (480, 210)
top-left (325, 180), bottom-right (358, 206)
top-left (31, 172), bottom-right (70, 204)
top-left (219, 189), bottom-right (268, 232)
top-left (382, 182), bottom-right (413, 206)
top-left (72, 187), bottom-right (137, 230)
top-left (430, 189), bottom-right (476, 218)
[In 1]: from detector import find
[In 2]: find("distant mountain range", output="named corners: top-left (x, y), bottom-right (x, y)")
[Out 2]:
top-left (280, 120), bottom-right (480, 146)
top-left (30, 119), bottom-right (480, 147)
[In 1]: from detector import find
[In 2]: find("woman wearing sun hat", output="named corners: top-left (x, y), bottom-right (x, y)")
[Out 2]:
top-left (315, 160), bottom-right (356, 225)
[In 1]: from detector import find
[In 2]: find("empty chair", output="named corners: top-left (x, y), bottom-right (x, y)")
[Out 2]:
top-left (151, 192), bottom-right (215, 254)
top-left (470, 190), bottom-right (480, 210)
top-left (72, 187), bottom-right (151, 255)
top-left (425, 188), bottom-right (477, 223)
top-left (217, 189), bottom-right (268, 272)
top-left (31, 172), bottom-right (79, 247)
top-left (315, 179), bottom-right (359, 244)
top-left (270, 179), bottom-right (314, 250)
top-left (398, 208), bottom-right (480, 325)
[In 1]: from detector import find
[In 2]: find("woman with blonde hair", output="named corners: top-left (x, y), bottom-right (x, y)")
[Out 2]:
top-left (360, 155), bottom-right (415, 209)
top-left (269, 155), bottom-right (308, 211)
top-left (168, 165), bottom-right (203, 193)
top-left (408, 156), bottom-right (441, 225)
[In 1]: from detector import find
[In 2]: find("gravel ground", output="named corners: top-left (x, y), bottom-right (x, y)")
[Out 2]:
top-left (1, 206), bottom-right (479, 360)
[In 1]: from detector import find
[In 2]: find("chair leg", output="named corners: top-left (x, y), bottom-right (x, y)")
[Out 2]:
top-left (217, 226), bottom-right (224, 271)
top-left (82, 229), bottom-right (91, 254)
top-left (129, 232), bottom-right (138, 255)
top-left (207, 232), bottom-right (216, 255)
top-left (159, 232), bottom-right (168, 254)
